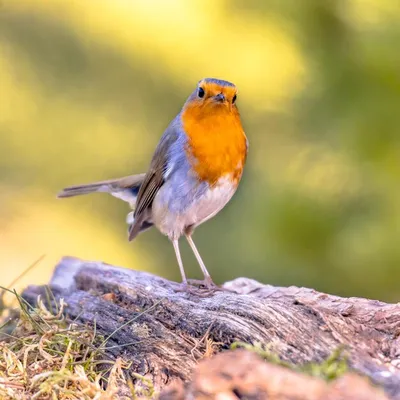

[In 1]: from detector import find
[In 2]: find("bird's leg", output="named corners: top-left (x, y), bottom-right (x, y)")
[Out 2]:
top-left (172, 239), bottom-right (208, 295)
top-left (172, 239), bottom-right (187, 284)
top-left (185, 234), bottom-right (219, 289)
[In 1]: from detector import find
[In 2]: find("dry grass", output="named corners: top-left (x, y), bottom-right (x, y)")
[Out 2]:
top-left (0, 288), bottom-right (154, 400)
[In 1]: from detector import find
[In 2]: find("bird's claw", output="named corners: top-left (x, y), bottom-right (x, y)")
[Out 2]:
top-left (174, 278), bottom-right (223, 296)
top-left (186, 278), bottom-right (221, 290)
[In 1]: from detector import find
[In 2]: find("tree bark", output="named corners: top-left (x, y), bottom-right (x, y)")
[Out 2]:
top-left (22, 257), bottom-right (400, 399)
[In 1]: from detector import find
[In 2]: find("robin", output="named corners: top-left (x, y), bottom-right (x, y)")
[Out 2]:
top-left (58, 78), bottom-right (248, 289)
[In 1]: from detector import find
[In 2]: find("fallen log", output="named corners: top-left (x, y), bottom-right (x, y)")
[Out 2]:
top-left (21, 256), bottom-right (400, 399)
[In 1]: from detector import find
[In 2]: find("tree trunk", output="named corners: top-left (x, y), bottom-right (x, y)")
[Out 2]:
top-left (22, 257), bottom-right (400, 399)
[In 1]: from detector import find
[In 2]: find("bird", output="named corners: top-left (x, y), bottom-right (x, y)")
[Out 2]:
top-left (57, 78), bottom-right (248, 290)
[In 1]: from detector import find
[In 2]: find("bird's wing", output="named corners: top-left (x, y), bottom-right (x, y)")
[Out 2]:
top-left (128, 126), bottom-right (178, 241)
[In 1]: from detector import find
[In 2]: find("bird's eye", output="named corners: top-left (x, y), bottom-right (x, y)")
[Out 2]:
top-left (198, 87), bottom-right (205, 98)
top-left (232, 94), bottom-right (237, 104)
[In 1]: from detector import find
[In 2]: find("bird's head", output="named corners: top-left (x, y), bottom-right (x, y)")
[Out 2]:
top-left (184, 78), bottom-right (238, 114)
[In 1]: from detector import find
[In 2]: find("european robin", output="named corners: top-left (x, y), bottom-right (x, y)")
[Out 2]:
top-left (58, 78), bottom-right (248, 289)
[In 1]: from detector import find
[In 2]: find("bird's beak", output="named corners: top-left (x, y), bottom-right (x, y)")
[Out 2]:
top-left (214, 93), bottom-right (226, 103)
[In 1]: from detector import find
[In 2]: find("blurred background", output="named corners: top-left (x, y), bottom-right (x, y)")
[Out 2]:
top-left (1, 0), bottom-right (399, 301)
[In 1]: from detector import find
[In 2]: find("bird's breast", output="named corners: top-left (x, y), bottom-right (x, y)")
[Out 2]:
top-left (152, 174), bottom-right (237, 240)
top-left (181, 106), bottom-right (247, 186)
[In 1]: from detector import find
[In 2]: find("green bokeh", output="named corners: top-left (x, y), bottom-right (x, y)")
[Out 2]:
top-left (1, 0), bottom-right (399, 301)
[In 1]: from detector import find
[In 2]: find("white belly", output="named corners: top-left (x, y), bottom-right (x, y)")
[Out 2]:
top-left (152, 176), bottom-right (236, 240)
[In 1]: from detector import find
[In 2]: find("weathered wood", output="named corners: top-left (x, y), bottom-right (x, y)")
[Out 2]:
top-left (22, 257), bottom-right (400, 399)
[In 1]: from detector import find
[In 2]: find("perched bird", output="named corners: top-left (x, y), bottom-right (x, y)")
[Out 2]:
top-left (58, 78), bottom-right (248, 289)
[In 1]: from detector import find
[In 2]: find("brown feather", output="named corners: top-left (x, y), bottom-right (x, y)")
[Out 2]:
top-left (128, 128), bottom-right (178, 241)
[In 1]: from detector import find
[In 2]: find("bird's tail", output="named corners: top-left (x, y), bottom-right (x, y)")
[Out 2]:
top-left (58, 173), bottom-right (151, 239)
top-left (57, 174), bottom-right (146, 200)
top-left (57, 181), bottom-right (113, 198)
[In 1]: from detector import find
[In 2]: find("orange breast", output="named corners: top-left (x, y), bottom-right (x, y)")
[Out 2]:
top-left (182, 104), bottom-right (247, 186)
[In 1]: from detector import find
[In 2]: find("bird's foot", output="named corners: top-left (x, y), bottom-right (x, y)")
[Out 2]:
top-left (174, 278), bottom-right (223, 296)
top-left (187, 277), bottom-right (221, 291)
